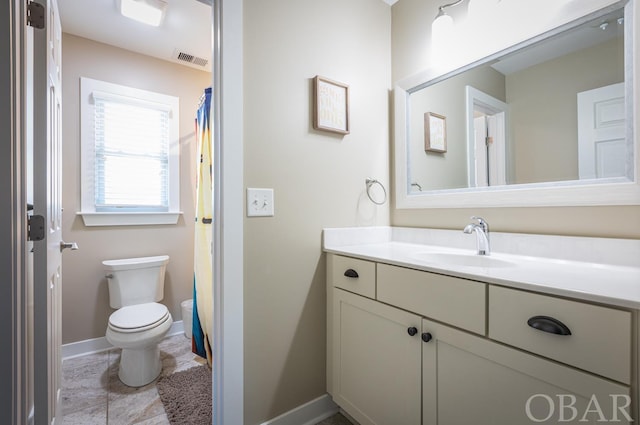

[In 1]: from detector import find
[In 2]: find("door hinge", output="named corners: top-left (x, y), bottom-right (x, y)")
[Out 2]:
top-left (27, 1), bottom-right (45, 29)
top-left (28, 214), bottom-right (45, 241)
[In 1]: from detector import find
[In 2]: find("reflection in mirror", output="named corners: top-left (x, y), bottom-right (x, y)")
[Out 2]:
top-left (407, 8), bottom-right (628, 194)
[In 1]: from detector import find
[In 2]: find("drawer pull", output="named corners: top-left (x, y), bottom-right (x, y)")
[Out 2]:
top-left (527, 316), bottom-right (572, 336)
top-left (407, 327), bottom-right (418, 336)
top-left (343, 269), bottom-right (359, 278)
top-left (421, 332), bottom-right (433, 343)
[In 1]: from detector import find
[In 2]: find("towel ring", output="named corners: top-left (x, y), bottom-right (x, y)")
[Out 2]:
top-left (365, 178), bottom-right (387, 205)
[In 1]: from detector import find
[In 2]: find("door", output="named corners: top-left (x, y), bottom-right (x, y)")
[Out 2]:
top-left (577, 83), bottom-right (626, 180)
top-left (422, 319), bottom-right (631, 424)
top-left (332, 289), bottom-right (422, 425)
top-left (32, 0), bottom-right (63, 423)
top-left (466, 86), bottom-right (508, 187)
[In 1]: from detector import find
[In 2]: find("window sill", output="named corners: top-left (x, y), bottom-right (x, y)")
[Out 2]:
top-left (78, 212), bottom-right (182, 227)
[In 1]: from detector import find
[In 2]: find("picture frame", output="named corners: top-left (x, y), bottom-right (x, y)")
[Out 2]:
top-left (313, 76), bottom-right (350, 135)
top-left (424, 112), bottom-right (447, 152)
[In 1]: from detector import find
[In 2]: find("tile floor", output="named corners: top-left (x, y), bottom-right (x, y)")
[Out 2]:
top-left (61, 333), bottom-right (353, 424)
top-left (61, 333), bottom-right (206, 424)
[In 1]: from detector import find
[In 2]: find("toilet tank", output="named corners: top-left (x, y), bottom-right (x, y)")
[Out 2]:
top-left (103, 255), bottom-right (169, 308)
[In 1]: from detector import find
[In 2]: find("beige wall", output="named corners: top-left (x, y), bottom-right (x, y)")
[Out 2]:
top-left (243, 0), bottom-right (391, 422)
top-left (391, 0), bottom-right (640, 239)
top-left (61, 34), bottom-right (211, 344)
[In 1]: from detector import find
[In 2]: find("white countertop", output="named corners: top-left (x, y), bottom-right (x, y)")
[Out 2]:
top-left (323, 227), bottom-right (640, 309)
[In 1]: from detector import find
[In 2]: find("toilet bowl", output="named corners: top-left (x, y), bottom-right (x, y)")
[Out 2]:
top-left (103, 255), bottom-right (173, 387)
top-left (106, 302), bottom-right (173, 387)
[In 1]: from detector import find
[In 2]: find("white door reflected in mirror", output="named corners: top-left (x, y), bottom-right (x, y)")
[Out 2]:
top-left (578, 82), bottom-right (626, 180)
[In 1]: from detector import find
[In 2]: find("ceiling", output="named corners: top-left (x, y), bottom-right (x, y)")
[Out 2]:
top-left (57, 0), bottom-right (213, 72)
top-left (57, 0), bottom-right (401, 72)
top-left (491, 8), bottom-right (624, 75)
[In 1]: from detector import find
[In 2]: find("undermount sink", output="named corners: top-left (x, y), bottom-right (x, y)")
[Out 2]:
top-left (412, 252), bottom-right (516, 269)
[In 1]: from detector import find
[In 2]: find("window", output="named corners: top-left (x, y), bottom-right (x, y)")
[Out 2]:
top-left (80, 78), bottom-right (180, 226)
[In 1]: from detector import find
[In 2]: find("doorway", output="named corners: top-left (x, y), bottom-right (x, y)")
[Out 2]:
top-left (466, 85), bottom-right (508, 187)
top-left (4, 1), bottom-right (245, 423)
top-left (12, 0), bottom-right (244, 423)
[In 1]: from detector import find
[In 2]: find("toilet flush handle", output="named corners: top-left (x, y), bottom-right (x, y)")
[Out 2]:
top-left (60, 241), bottom-right (79, 252)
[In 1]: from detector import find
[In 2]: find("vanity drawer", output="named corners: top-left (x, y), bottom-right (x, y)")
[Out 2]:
top-left (377, 264), bottom-right (486, 335)
top-left (489, 285), bottom-right (631, 384)
top-left (328, 254), bottom-right (376, 298)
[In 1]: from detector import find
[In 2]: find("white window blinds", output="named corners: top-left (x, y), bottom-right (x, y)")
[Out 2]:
top-left (93, 93), bottom-right (171, 212)
top-left (80, 78), bottom-right (180, 226)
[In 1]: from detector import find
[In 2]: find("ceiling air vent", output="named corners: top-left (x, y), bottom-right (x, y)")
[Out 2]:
top-left (173, 50), bottom-right (209, 68)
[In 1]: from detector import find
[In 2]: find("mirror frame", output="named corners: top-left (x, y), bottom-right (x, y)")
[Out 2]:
top-left (394, 0), bottom-right (640, 209)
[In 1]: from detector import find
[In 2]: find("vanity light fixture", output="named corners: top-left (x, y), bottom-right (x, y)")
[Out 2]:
top-left (432, 0), bottom-right (500, 33)
top-left (119, 0), bottom-right (167, 27)
top-left (431, 0), bottom-right (465, 64)
top-left (432, 0), bottom-right (464, 39)
top-left (431, 0), bottom-right (501, 64)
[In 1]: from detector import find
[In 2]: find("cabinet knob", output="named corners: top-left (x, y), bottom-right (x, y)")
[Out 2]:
top-left (527, 315), bottom-right (572, 336)
top-left (421, 332), bottom-right (433, 343)
top-left (407, 327), bottom-right (418, 336)
top-left (343, 269), bottom-right (359, 278)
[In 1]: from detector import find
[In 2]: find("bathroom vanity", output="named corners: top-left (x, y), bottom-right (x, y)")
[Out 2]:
top-left (324, 227), bottom-right (640, 425)
top-left (328, 0), bottom-right (640, 422)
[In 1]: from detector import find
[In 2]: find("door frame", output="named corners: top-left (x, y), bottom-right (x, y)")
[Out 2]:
top-left (212, 1), bottom-right (244, 424)
top-left (1, 0), bottom-right (29, 424)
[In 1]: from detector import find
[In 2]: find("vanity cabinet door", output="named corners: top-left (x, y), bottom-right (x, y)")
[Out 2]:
top-left (422, 319), bottom-right (631, 425)
top-left (332, 289), bottom-right (422, 425)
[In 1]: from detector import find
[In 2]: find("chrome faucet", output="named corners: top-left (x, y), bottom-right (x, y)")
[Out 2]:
top-left (463, 216), bottom-right (490, 256)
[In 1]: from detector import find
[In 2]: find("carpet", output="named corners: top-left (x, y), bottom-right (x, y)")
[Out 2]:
top-left (157, 365), bottom-right (212, 425)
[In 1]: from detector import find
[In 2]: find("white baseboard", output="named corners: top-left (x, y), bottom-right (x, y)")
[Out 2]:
top-left (62, 320), bottom-right (184, 360)
top-left (260, 394), bottom-right (339, 425)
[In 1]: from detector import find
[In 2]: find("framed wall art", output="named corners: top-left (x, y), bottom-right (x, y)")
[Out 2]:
top-left (425, 112), bottom-right (446, 153)
top-left (313, 76), bottom-right (350, 135)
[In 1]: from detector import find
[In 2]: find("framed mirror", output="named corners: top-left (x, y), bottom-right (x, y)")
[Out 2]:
top-left (394, 0), bottom-right (640, 208)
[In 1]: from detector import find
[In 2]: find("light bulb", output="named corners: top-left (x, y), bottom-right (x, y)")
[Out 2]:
top-left (431, 12), bottom-right (455, 66)
top-left (432, 13), bottom-right (454, 43)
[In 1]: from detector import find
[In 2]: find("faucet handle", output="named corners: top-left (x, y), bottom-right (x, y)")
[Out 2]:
top-left (470, 216), bottom-right (489, 232)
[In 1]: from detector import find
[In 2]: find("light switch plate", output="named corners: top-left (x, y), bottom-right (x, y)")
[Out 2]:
top-left (246, 188), bottom-right (274, 217)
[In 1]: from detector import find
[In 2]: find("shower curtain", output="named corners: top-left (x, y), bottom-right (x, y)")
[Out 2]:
top-left (192, 87), bottom-right (213, 366)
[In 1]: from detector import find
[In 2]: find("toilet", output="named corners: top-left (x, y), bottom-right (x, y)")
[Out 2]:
top-left (104, 255), bottom-right (173, 387)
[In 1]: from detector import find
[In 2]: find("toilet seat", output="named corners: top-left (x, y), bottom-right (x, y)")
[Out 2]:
top-left (109, 302), bottom-right (170, 333)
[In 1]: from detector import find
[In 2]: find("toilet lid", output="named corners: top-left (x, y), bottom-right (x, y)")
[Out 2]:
top-left (109, 303), bottom-right (169, 331)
